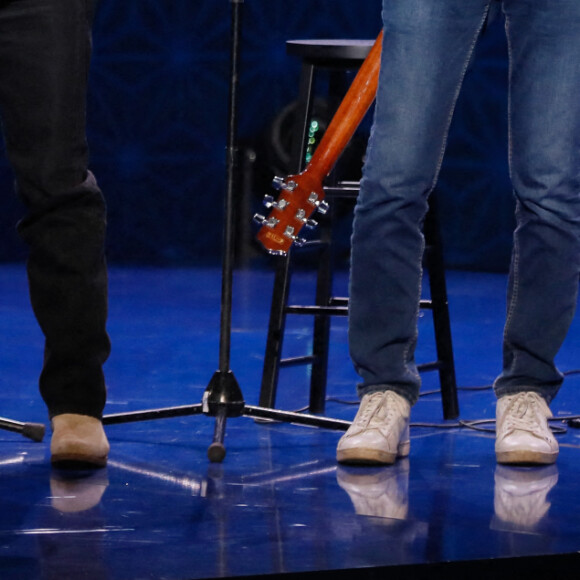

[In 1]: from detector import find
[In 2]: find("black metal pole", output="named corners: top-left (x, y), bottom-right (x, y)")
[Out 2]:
top-left (219, 0), bottom-right (243, 373)
top-left (201, 0), bottom-right (246, 462)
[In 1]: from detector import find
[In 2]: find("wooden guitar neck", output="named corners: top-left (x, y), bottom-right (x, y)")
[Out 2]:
top-left (255, 32), bottom-right (383, 255)
top-left (307, 32), bottom-right (383, 181)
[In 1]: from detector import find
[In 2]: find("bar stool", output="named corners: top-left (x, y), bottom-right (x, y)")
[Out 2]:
top-left (258, 39), bottom-right (459, 420)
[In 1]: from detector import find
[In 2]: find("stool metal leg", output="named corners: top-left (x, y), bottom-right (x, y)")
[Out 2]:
top-left (308, 71), bottom-right (352, 414)
top-left (424, 197), bottom-right (459, 419)
top-left (309, 226), bottom-right (333, 414)
top-left (259, 58), bottom-right (319, 410)
top-left (258, 253), bottom-right (292, 408)
top-left (291, 61), bottom-right (316, 173)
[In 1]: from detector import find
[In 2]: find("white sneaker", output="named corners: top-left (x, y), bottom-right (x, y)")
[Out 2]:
top-left (337, 391), bottom-right (411, 465)
top-left (495, 392), bottom-right (558, 465)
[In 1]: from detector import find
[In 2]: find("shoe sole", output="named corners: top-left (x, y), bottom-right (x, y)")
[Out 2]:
top-left (337, 441), bottom-right (410, 466)
top-left (51, 453), bottom-right (108, 469)
top-left (496, 449), bottom-right (558, 465)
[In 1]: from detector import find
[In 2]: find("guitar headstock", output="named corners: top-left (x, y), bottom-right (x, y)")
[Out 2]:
top-left (254, 172), bottom-right (329, 256)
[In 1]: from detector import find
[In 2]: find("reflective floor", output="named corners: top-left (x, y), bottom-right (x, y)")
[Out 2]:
top-left (1, 264), bottom-right (580, 579)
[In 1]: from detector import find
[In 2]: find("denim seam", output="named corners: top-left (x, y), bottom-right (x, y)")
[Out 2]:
top-left (501, 12), bottom-right (520, 379)
top-left (428, 3), bottom-right (493, 193)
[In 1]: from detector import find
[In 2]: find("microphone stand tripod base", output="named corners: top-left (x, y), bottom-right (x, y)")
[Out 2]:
top-left (204, 370), bottom-right (245, 463)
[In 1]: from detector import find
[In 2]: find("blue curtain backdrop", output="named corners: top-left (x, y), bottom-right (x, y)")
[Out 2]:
top-left (0, 0), bottom-right (513, 271)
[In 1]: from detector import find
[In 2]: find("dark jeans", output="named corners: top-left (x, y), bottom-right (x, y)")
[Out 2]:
top-left (0, 0), bottom-right (109, 419)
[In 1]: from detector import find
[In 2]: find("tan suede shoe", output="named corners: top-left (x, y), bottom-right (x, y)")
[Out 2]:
top-left (51, 414), bottom-right (110, 468)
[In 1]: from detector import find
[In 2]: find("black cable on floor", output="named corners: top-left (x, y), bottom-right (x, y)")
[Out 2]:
top-left (290, 372), bottom-right (580, 435)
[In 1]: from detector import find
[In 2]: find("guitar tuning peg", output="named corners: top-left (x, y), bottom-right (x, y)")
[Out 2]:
top-left (282, 225), bottom-right (306, 247)
top-left (272, 176), bottom-right (297, 192)
top-left (272, 176), bottom-right (285, 190)
top-left (317, 201), bottom-right (330, 215)
top-left (305, 219), bottom-right (318, 229)
top-left (295, 208), bottom-right (306, 221)
top-left (263, 195), bottom-right (288, 210)
top-left (253, 213), bottom-right (279, 228)
top-left (307, 192), bottom-right (329, 214)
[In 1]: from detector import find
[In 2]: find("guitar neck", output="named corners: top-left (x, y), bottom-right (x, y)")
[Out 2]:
top-left (306, 32), bottom-right (382, 182)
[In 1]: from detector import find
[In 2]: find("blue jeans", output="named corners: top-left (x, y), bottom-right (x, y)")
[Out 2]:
top-left (350, 0), bottom-right (580, 406)
top-left (0, 0), bottom-right (109, 419)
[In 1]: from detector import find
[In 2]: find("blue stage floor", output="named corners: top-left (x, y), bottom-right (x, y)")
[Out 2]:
top-left (1, 264), bottom-right (580, 579)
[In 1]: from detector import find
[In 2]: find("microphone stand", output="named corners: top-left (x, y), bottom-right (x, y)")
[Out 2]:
top-left (102, 0), bottom-right (349, 462)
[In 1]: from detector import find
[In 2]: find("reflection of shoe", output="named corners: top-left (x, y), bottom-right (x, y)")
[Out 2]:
top-left (493, 464), bottom-right (558, 528)
top-left (337, 460), bottom-right (409, 520)
top-left (51, 414), bottom-right (109, 468)
top-left (495, 392), bottom-right (558, 465)
top-left (337, 391), bottom-right (410, 465)
top-left (50, 470), bottom-right (109, 513)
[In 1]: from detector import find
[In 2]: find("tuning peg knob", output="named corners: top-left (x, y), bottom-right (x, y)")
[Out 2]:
top-left (272, 176), bottom-right (297, 192)
top-left (306, 192), bottom-right (329, 214)
top-left (282, 225), bottom-right (306, 247)
top-left (272, 176), bottom-right (285, 190)
top-left (263, 195), bottom-right (288, 210)
top-left (317, 201), bottom-right (330, 215)
top-left (305, 219), bottom-right (318, 229)
top-left (253, 213), bottom-right (279, 228)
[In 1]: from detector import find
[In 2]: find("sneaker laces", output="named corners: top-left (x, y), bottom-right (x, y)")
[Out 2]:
top-left (356, 392), bottom-right (404, 431)
top-left (502, 393), bottom-right (552, 439)
top-left (355, 392), bottom-right (385, 428)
